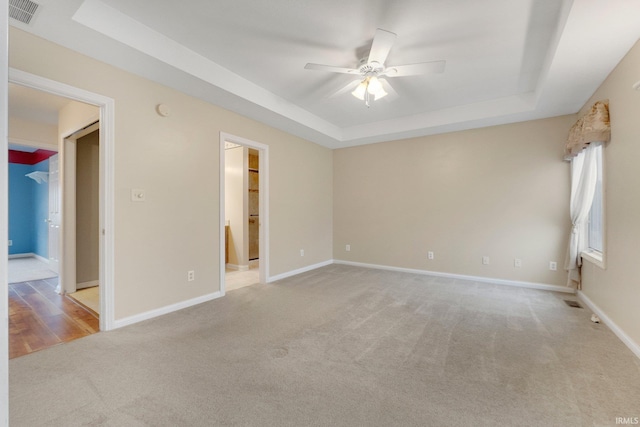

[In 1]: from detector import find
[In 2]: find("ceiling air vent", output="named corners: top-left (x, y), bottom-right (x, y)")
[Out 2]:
top-left (9, 0), bottom-right (40, 25)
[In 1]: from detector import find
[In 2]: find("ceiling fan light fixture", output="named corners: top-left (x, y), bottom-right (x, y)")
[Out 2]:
top-left (374, 87), bottom-right (388, 100)
top-left (305, 28), bottom-right (446, 108)
top-left (367, 76), bottom-right (382, 94)
top-left (352, 79), bottom-right (368, 100)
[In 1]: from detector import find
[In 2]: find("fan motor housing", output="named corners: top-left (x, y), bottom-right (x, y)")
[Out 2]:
top-left (358, 60), bottom-right (383, 76)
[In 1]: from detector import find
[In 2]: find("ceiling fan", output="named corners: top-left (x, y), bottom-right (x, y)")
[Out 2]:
top-left (305, 28), bottom-right (446, 107)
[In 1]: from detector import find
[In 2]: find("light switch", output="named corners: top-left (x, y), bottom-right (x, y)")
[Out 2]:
top-left (131, 189), bottom-right (146, 202)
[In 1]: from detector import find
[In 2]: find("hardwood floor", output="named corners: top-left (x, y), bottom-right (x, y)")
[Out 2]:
top-left (9, 277), bottom-right (99, 359)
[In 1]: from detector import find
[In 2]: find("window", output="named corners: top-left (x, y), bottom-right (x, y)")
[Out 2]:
top-left (585, 143), bottom-right (604, 265)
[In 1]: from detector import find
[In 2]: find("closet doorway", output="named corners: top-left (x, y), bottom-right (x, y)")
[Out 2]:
top-left (63, 124), bottom-right (101, 317)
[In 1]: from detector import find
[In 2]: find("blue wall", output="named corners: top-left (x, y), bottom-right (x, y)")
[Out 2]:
top-left (8, 159), bottom-right (49, 257)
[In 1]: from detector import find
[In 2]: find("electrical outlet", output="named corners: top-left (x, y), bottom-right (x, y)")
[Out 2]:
top-left (428, 251), bottom-right (434, 260)
top-left (482, 256), bottom-right (490, 265)
top-left (187, 270), bottom-right (195, 282)
top-left (345, 244), bottom-right (350, 252)
top-left (514, 258), bottom-right (522, 268)
top-left (7, 240), bottom-right (12, 246)
top-left (300, 249), bottom-right (304, 257)
top-left (549, 261), bottom-right (557, 271)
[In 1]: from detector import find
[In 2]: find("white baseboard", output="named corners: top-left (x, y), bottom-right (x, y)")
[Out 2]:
top-left (33, 254), bottom-right (49, 264)
top-left (109, 259), bottom-right (573, 333)
top-left (577, 291), bottom-right (640, 360)
top-left (8, 253), bottom-right (49, 264)
top-left (268, 260), bottom-right (334, 282)
top-left (112, 259), bottom-right (331, 329)
top-left (112, 291), bottom-right (222, 330)
top-left (8, 252), bottom-right (34, 259)
top-left (333, 259), bottom-right (575, 294)
top-left (76, 280), bottom-right (99, 290)
top-left (8, 254), bottom-right (27, 259)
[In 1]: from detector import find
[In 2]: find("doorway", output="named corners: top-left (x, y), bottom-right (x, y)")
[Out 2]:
top-left (7, 141), bottom-right (58, 284)
top-left (64, 125), bottom-right (101, 317)
top-left (6, 85), bottom-right (102, 357)
top-left (8, 68), bottom-right (116, 332)
top-left (219, 133), bottom-right (269, 294)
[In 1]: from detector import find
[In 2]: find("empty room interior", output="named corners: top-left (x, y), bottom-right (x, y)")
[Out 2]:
top-left (1, 0), bottom-right (640, 425)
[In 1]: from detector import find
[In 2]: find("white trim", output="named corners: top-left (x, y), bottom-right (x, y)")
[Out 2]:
top-left (76, 280), bottom-right (99, 290)
top-left (1, 3), bottom-right (10, 423)
top-left (9, 68), bottom-right (116, 332)
top-left (577, 291), bottom-right (640, 360)
top-left (333, 259), bottom-right (576, 294)
top-left (7, 253), bottom-right (50, 264)
top-left (113, 291), bottom-right (222, 329)
top-left (62, 132), bottom-right (77, 294)
top-left (581, 250), bottom-right (605, 269)
top-left (8, 252), bottom-right (36, 259)
top-left (219, 132), bottom-right (270, 296)
top-left (219, 137), bottom-right (225, 296)
top-left (33, 253), bottom-right (49, 264)
top-left (267, 260), bottom-right (334, 283)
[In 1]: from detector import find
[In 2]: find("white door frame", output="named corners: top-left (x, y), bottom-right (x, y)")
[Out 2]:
top-left (1, 3), bottom-right (10, 424)
top-left (8, 68), bottom-right (116, 332)
top-left (48, 153), bottom-right (61, 275)
top-left (219, 132), bottom-right (269, 294)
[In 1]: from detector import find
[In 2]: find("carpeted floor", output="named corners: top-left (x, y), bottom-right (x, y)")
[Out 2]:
top-left (9, 265), bottom-right (640, 426)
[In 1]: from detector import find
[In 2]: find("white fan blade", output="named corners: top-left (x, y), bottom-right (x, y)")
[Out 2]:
top-left (383, 60), bottom-right (446, 77)
top-left (328, 80), bottom-right (361, 98)
top-left (304, 63), bottom-right (360, 74)
top-left (368, 29), bottom-right (397, 66)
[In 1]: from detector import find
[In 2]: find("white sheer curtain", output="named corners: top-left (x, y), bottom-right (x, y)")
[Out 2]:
top-left (564, 142), bottom-right (601, 288)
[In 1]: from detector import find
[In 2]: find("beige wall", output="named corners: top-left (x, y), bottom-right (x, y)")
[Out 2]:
top-left (580, 40), bottom-right (640, 347)
top-left (9, 28), bottom-right (333, 320)
top-left (8, 116), bottom-right (57, 147)
top-left (58, 100), bottom-right (98, 139)
top-left (334, 115), bottom-right (575, 286)
top-left (76, 130), bottom-right (100, 285)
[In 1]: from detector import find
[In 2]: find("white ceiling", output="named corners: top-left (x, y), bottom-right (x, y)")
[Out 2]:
top-left (8, 82), bottom-right (70, 125)
top-left (9, 0), bottom-right (640, 148)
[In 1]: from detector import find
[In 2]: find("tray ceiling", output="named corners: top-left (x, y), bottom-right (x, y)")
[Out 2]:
top-left (9, 0), bottom-right (640, 148)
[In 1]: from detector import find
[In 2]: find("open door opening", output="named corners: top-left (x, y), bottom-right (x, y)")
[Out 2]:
top-left (220, 133), bottom-right (269, 294)
top-left (64, 124), bottom-right (101, 317)
top-left (6, 68), bottom-right (116, 354)
top-left (6, 82), bottom-right (102, 358)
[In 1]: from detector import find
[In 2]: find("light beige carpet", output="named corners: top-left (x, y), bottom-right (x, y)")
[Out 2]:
top-left (8, 256), bottom-right (57, 284)
top-left (9, 265), bottom-right (640, 426)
